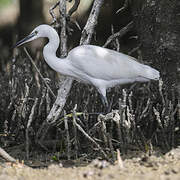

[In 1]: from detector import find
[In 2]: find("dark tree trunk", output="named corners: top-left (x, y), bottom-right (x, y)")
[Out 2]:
top-left (17, 0), bottom-right (44, 36)
top-left (132, 0), bottom-right (180, 97)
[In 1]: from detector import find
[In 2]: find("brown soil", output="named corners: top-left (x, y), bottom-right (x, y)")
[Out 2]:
top-left (0, 147), bottom-right (180, 180)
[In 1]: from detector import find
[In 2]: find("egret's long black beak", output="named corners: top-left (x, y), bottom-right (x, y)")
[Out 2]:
top-left (13, 32), bottom-right (36, 48)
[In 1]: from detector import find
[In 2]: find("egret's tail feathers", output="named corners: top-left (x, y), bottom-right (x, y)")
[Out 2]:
top-left (141, 65), bottom-right (160, 80)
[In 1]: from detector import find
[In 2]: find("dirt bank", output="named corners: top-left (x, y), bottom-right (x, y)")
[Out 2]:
top-left (0, 147), bottom-right (180, 180)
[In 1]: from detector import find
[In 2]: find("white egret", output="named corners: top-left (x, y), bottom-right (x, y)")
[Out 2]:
top-left (14, 24), bottom-right (160, 110)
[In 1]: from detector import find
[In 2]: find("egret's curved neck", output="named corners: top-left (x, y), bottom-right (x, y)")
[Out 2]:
top-left (43, 28), bottom-right (59, 59)
top-left (43, 29), bottom-right (70, 75)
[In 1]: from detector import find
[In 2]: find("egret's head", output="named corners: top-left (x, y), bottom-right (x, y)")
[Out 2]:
top-left (13, 24), bottom-right (51, 48)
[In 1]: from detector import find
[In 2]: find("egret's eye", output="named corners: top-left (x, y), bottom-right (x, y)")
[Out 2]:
top-left (34, 31), bottom-right (38, 34)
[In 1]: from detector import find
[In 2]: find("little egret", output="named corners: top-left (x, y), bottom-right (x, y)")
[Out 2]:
top-left (14, 24), bottom-right (160, 110)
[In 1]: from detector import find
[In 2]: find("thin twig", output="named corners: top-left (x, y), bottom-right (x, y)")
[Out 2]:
top-left (49, 1), bottom-right (60, 24)
top-left (116, 0), bottom-right (130, 14)
top-left (103, 21), bottom-right (133, 48)
top-left (153, 107), bottom-right (170, 150)
top-left (67, 0), bottom-right (80, 17)
top-left (38, 87), bottom-right (46, 116)
top-left (72, 105), bottom-right (78, 159)
top-left (111, 25), bottom-right (120, 51)
top-left (107, 133), bottom-right (115, 162)
top-left (46, 89), bottom-right (51, 114)
top-left (23, 47), bottom-right (56, 99)
top-left (140, 98), bottom-right (151, 120)
top-left (26, 98), bottom-right (38, 160)
top-left (73, 110), bottom-right (108, 159)
top-left (75, 120), bottom-right (108, 160)
top-left (64, 110), bottom-right (71, 160)
top-left (159, 78), bottom-right (165, 107)
top-left (98, 114), bottom-right (108, 147)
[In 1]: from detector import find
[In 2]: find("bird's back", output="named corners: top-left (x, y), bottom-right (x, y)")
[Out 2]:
top-left (67, 45), bottom-right (159, 83)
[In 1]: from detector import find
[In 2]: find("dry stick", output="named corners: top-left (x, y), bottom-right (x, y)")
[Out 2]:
top-left (80, 0), bottom-right (104, 45)
top-left (167, 101), bottom-right (175, 149)
top-left (118, 98), bottom-right (125, 153)
top-left (64, 110), bottom-right (71, 160)
top-left (103, 21), bottom-right (133, 48)
top-left (116, 149), bottom-right (124, 169)
top-left (159, 78), bottom-right (165, 107)
top-left (73, 116), bottom-right (108, 160)
top-left (59, 0), bottom-right (68, 57)
top-left (170, 105), bottom-right (177, 148)
top-left (153, 107), bottom-right (170, 150)
top-left (72, 105), bottom-right (78, 159)
top-left (113, 111), bottom-right (123, 146)
top-left (116, 0), bottom-right (130, 14)
top-left (128, 44), bottom-right (141, 55)
top-left (107, 133), bottom-right (115, 162)
top-left (46, 89), bottom-right (51, 114)
top-left (26, 98), bottom-right (38, 160)
top-left (98, 115), bottom-right (108, 147)
top-left (116, 107), bottom-right (123, 152)
top-left (128, 91), bottom-right (133, 113)
top-left (36, 88), bottom-right (50, 149)
top-left (0, 147), bottom-right (16, 162)
top-left (49, 1), bottom-right (60, 24)
top-left (159, 78), bottom-right (166, 119)
top-left (38, 87), bottom-right (46, 116)
top-left (23, 47), bottom-right (56, 99)
top-left (139, 98), bottom-right (151, 120)
top-left (111, 25), bottom-right (120, 52)
top-left (20, 83), bottom-right (30, 118)
top-left (67, 0), bottom-right (80, 17)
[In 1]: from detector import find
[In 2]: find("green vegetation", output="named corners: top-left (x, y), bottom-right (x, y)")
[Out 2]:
top-left (0, 0), bottom-right (13, 8)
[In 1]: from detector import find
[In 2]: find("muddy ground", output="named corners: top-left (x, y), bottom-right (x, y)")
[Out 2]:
top-left (0, 147), bottom-right (180, 180)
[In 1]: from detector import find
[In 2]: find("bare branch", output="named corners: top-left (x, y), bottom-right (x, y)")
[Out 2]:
top-left (116, 0), bottom-right (131, 14)
top-left (49, 1), bottom-right (60, 24)
top-left (0, 147), bottom-right (16, 162)
top-left (47, 76), bottom-right (72, 124)
top-left (26, 98), bottom-right (38, 160)
top-left (23, 47), bottom-right (56, 99)
top-left (103, 21), bottom-right (133, 48)
top-left (59, 0), bottom-right (68, 57)
top-left (80, 0), bottom-right (104, 45)
top-left (67, 0), bottom-right (80, 17)
top-left (73, 115), bottom-right (108, 160)
top-left (64, 110), bottom-right (71, 160)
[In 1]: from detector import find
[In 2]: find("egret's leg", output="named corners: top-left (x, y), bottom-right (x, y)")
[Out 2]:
top-left (99, 93), bottom-right (109, 111)
top-left (97, 88), bottom-right (110, 113)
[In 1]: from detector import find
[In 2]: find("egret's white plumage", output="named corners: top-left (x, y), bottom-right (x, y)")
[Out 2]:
top-left (14, 24), bottom-right (160, 110)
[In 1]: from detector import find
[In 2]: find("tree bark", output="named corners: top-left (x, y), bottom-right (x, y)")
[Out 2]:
top-left (132, 0), bottom-right (180, 95)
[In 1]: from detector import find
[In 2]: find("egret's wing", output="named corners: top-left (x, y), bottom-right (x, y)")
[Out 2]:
top-left (68, 45), bottom-right (146, 81)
